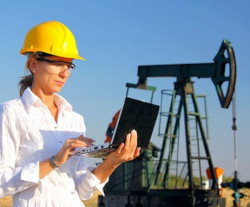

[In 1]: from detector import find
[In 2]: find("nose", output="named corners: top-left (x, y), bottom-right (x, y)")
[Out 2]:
top-left (59, 66), bottom-right (71, 77)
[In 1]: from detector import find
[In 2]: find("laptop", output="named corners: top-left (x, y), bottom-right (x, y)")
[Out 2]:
top-left (70, 97), bottom-right (159, 158)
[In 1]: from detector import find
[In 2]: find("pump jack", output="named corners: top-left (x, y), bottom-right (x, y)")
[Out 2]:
top-left (136, 39), bottom-right (236, 205)
top-left (99, 40), bottom-right (236, 207)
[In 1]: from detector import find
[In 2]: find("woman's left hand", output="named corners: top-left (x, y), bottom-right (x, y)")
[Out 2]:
top-left (91, 129), bottom-right (141, 183)
top-left (105, 129), bottom-right (141, 167)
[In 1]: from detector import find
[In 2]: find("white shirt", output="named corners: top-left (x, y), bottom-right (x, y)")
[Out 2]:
top-left (0, 88), bottom-right (106, 207)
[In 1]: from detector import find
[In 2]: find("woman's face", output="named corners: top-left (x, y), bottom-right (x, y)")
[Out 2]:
top-left (29, 55), bottom-right (74, 95)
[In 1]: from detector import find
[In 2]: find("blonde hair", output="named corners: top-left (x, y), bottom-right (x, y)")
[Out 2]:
top-left (18, 53), bottom-right (34, 96)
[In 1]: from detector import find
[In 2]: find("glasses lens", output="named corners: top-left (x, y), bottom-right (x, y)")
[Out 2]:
top-left (35, 58), bottom-right (75, 75)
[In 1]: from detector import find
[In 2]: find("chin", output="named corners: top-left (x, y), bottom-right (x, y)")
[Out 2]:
top-left (54, 88), bottom-right (63, 93)
top-left (50, 86), bottom-right (63, 94)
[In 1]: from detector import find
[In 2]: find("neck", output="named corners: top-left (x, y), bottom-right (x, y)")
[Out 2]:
top-left (31, 87), bottom-right (59, 122)
top-left (31, 87), bottom-right (55, 107)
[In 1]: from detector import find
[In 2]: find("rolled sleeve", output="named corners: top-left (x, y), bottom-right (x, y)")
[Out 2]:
top-left (76, 166), bottom-right (109, 200)
top-left (0, 162), bottom-right (40, 198)
top-left (20, 161), bottom-right (40, 184)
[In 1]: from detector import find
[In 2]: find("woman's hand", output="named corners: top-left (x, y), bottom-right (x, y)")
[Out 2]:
top-left (92, 129), bottom-right (141, 183)
top-left (39, 135), bottom-right (94, 179)
top-left (53, 135), bottom-right (95, 167)
top-left (106, 129), bottom-right (141, 167)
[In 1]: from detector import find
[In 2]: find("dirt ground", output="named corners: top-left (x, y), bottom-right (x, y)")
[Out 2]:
top-left (0, 191), bottom-right (100, 207)
top-left (1, 189), bottom-right (250, 207)
top-left (222, 188), bottom-right (250, 207)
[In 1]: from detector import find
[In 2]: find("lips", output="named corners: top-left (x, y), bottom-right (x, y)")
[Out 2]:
top-left (55, 81), bottom-right (64, 86)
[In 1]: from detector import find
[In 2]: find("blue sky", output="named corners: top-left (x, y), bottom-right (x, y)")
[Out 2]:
top-left (0, 1), bottom-right (250, 181)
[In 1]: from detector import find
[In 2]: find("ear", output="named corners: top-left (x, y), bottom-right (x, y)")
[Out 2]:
top-left (29, 57), bottom-right (37, 73)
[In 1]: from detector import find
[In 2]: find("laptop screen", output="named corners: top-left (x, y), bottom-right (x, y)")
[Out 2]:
top-left (111, 97), bottom-right (159, 149)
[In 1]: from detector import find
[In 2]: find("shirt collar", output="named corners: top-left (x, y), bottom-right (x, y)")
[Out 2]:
top-left (21, 87), bottom-right (73, 113)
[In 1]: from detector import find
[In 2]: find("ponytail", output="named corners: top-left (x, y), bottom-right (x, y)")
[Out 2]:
top-left (18, 53), bottom-right (34, 97)
top-left (18, 74), bottom-right (33, 97)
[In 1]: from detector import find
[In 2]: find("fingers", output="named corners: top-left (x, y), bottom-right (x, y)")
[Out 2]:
top-left (123, 130), bottom-right (137, 157)
top-left (54, 136), bottom-right (96, 166)
top-left (67, 135), bottom-right (95, 149)
top-left (65, 139), bottom-right (87, 149)
top-left (122, 132), bottom-right (131, 152)
top-left (116, 129), bottom-right (140, 160)
top-left (117, 143), bottom-right (124, 154)
top-left (134, 147), bottom-right (141, 157)
top-left (76, 135), bottom-right (95, 146)
top-left (129, 130), bottom-right (137, 155)
top-left (61, 136), bottom-right (95, 155)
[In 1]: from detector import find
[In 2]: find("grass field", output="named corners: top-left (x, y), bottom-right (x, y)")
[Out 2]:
top-left (1, 189), bottom-right (250, 206)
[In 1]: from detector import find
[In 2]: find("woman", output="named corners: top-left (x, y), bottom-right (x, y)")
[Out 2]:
top-left (0, 21), bottom-right (140, 206)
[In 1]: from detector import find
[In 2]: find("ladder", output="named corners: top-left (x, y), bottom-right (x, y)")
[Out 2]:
top-left (157, 89), bottom-right (181, 188)
top-left (154, 78), bottom-right (217, 191)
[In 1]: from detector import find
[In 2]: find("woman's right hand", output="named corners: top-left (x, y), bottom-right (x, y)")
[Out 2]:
top-left (53, 135), bottom-right (95, 167)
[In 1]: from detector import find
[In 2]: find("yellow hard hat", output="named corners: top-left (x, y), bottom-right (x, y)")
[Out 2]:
top-left (20, 21), bottom-right (85, 60)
